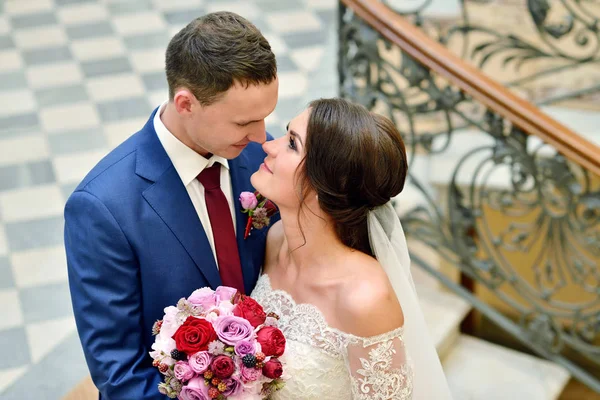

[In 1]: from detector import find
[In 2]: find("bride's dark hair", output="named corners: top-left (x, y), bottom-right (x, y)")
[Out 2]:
top-left (297, 98), bottom-right (408, 257)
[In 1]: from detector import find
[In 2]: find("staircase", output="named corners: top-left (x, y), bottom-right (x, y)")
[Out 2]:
top-left (415, 269), bottom-right (570, 399)
top-left (339, 0), bottom-right (600, 398)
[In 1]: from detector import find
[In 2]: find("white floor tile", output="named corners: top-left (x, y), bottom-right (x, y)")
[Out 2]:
top-left (26, 316), bottom-right (76, 364)
top-left (0, 135), bottom-right (49, 167)
top-left (0, 185), bottom-right (64, 224)
top-left (13, 26), bottom-right (68, 50)
top-left (0, 50), bottom-right (23, 73)
top-left (129, 49), bottom-right (165, 73)
top-left (10, 246), bottom-right (68, 289)
top-left (4, 0), bottom-right (53, 15)
top-left (57, 3), bottom-right (110, 25)
top-left (0, 90), bottom-right (36, 118)
top-left (0, 366), bottom-right (28, 394)
top-left (0, 289), bottom-right (24, 331)
top-left (70, 37), bottom-right (126, 62)
top-left (151, 0), bottom-right (205, 11)
top-left (147, 92), bottom-right (167, 111)
top-left (277, 71), bottom-right (308, 99)
top-left (39, 103), bottom-right (100, 133)
top-left (263, 33), bottom-right (288, 56)
top-left (306, 0), bottom-right (337, 10)
top-left (0, 226), bottom-right (7, 257)
top-left (265, 111), bottom-right (279, 126)
top-left (26, 62), bottom-right (83, 89)
top-left (52, 149), bottom-right (108, 184)
top-left (168, 25), bottom-right (186, 38)
top-left (86, 73), bottom-right (146, 102)
top-left (104, 118), bottom-right (148, 148)
top-left (266, 10), bottom-right (322, 34)
top-left (205, 2), bottom-right (260, 20)
top-left (112, 12), bottom-right (167, 36)
top-left (289, 46), bottom-right (324, 72)
top-left (0, 16), bottom-right (10, 35)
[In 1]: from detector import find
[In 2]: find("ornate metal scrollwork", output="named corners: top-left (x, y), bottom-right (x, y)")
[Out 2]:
top-left (339, 0), bottom-right (600, 391)
top-left (380, 0), bottom-right (600, 105)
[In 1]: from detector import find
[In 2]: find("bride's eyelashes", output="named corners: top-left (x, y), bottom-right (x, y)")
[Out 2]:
top-left (288, 136), bottom-right (297, 151)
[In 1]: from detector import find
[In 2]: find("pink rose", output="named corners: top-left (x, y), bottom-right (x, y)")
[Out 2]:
top-left (234, 340), bottom-right (256, 357)
top-left (240, 192), bottom-right (258, 210)
top-left (173, 361), bottom-right (195, 382)
top-left (188, 287), bottom-right (217, 310)
top-left (240, 364), bottom-right (261, 382)
top-left (179, 376), bottom-right (210, 400)
top-left (222, 376), bottom-right (243, 397)
top-left (215, 286), bottom-right (238, 302)
top-left (214, 315), bottom-right (255, 346)
top-left (189, 351), bottom-right (212, 374)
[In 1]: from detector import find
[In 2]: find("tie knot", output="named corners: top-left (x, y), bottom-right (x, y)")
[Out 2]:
top-left (197, 164), bottom-right (221, 190)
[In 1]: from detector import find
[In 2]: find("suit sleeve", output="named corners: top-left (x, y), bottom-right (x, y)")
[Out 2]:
top-left (64, 190), bottom-right (164, 399)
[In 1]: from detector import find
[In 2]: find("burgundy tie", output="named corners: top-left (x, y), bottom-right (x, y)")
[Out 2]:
top-left (197, 164), bottom-right (245, 294)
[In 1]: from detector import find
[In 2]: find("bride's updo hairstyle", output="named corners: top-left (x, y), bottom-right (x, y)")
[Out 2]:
top-left (298, 98), bottom-right (408, 257)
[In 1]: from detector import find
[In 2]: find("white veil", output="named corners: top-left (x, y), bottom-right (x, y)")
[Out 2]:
top-left (368, 202), bottom-right (453, 399)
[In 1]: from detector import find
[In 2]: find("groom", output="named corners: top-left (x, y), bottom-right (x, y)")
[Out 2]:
top-left (64, 12), bottom-right (278, 399)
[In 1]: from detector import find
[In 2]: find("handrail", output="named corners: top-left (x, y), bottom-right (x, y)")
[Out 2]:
top-left (340, 0), bottom-right (600, 177)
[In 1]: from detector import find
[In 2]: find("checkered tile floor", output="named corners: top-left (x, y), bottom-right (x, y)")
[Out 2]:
top-left (0, 0), bottom-right (336, 398)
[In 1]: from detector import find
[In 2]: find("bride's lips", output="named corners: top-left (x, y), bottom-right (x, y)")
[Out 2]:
top-left (260, 162), bottom-right (273, 174)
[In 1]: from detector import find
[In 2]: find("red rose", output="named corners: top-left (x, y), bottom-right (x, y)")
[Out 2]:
top-left (262, 358), bottom-right (283, 379)
top-left (233, 296), bottom-right (266, 328)
top-left (211, 355), bottom-right (235, 379)
top-left (256, 326), bottom-right (286, 357)
top-left (172, 316), bottom-right (217, 355)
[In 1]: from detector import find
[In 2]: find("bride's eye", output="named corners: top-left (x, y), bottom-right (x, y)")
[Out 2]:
top-left (288, 136), bottom-right (297, 151)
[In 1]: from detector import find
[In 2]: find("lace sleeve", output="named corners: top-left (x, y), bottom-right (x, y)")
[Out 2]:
top-left (343, 327), bottom-right (413, 400)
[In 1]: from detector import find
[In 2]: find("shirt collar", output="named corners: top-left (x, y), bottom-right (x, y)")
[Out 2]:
top-left (154, 101), bottom-right (229, 187)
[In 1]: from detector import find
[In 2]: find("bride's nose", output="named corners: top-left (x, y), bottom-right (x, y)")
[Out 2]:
top-left (262, 137), bottom-right (278, 156)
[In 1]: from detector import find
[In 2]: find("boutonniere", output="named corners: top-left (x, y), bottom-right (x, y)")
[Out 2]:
top-left (239, 191), bottom-right (278, 239)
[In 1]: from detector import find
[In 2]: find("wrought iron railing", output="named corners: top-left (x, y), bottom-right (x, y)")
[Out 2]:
top-left (338, 0), bottom-right (600, 392)
top-left (380, 0), bottom-right (600, 107)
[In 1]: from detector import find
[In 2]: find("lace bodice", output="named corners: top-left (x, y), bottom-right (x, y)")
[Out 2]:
top-left (251, 275), bottom-right (414, 400)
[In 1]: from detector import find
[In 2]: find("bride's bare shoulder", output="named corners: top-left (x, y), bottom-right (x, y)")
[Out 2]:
top-left (336, 253), bottom-right (404, 337)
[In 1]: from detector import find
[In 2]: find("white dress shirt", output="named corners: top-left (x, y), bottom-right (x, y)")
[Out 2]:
top-left (154, 101), bottom-right (236, 266)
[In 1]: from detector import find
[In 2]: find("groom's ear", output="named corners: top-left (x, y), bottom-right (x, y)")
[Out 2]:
top-left (173, 89), bottom-right (195, 115)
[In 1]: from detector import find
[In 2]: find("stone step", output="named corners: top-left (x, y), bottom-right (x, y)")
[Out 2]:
top-left (417, 283), bottom-right (472, 358)
top-left (444, 335), bottom-right (571, 400)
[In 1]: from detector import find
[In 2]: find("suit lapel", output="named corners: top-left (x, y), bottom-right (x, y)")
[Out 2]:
top-left (136, 111), bottom-right (221, 289)
top-left (142, 168), bottom-right (222, 289)
top-left (229, 154), bottom-right (260, 293)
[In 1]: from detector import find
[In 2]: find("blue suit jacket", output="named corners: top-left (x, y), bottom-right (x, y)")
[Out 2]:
top-left (64, 108), bottom-right (274, 399)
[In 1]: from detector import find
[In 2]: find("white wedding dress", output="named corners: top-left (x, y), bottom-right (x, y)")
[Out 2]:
top-left (251, 274), bottom-right (414, 400)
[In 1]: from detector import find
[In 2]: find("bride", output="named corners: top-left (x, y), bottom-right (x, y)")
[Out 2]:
top-left (249, 98), bottom-right (453, 399)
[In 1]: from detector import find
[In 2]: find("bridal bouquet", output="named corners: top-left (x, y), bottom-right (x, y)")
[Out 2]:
top-left (150, 286), bottom-right (286, 399)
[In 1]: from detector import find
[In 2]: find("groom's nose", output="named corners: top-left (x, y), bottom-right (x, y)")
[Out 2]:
top-left (247, 120), bottom-right (267, 144)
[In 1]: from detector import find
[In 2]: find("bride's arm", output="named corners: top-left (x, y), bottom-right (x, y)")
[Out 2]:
top-left (338, 263), bottom-right (413, 399)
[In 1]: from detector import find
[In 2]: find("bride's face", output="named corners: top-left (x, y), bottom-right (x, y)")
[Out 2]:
top-left (251, 108), bottom-right (310, 207)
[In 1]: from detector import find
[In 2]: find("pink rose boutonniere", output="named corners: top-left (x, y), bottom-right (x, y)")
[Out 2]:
top-left (239, 191), bottom-right (278, 239)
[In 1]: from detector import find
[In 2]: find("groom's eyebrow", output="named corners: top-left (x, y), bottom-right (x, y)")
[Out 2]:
top-left (286, 123), bottom-right (304, 145)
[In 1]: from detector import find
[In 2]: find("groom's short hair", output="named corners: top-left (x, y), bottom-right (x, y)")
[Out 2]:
top-left (165, 12), bottom-right (277, 106)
